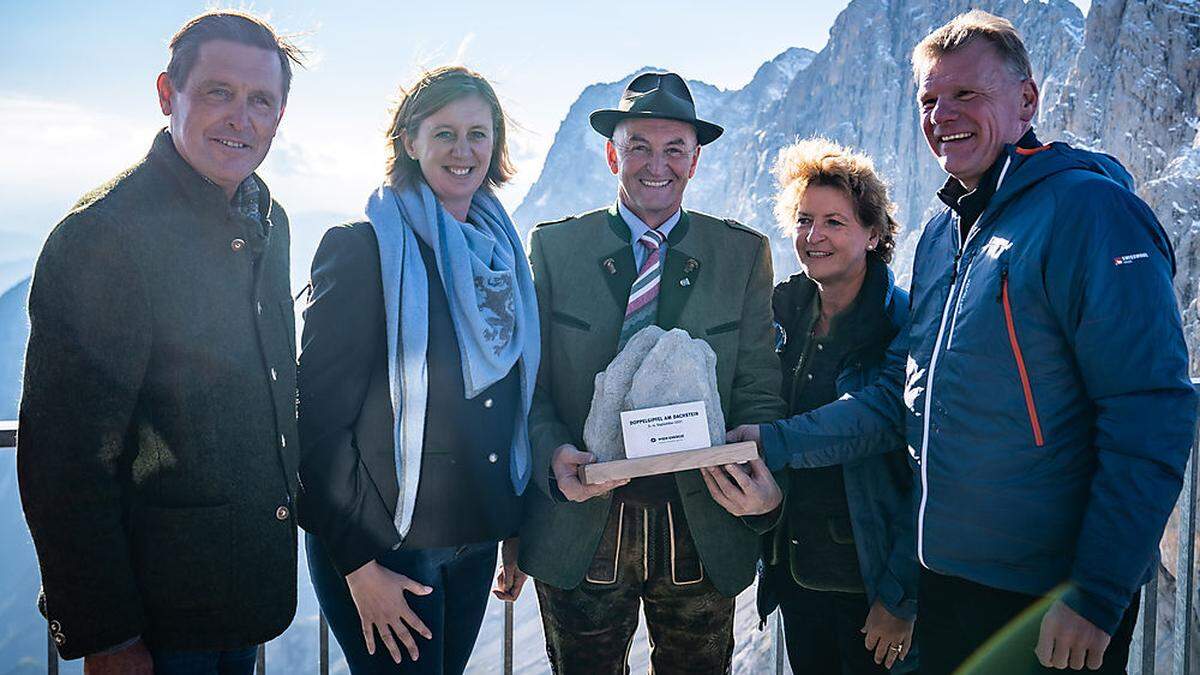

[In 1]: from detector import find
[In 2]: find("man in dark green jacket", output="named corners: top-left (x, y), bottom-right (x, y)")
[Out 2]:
top-left (520, 71), bottom-right (786, 673)
top-left (18, 11), bottom-right (303, 675)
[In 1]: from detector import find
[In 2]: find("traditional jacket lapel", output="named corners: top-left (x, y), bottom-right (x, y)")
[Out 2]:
top-left (598, 204), bottom-right (637, 311)
top-left (658, 211), bottom-right (701, 330)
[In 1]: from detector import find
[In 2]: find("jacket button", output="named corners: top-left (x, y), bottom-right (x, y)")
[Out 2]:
top-left (276, 505), bottom-right (290, 521)
top-left (483, 398), bottom-right (494, 408)
top-left (488, 453), bottom-right (498, 463)
top-left (49, 620), bottom-right (61, 632)
top-left (231, 238), bottom-right (246, 252)
top-left (806, 373), bottom-right (814, 380)
top-left (270, 367), bottom-right (278, 381)
top-left (790, 538), bottom-right (800, 546)
top-left (816, 344), bottom-right (824, 351)
top-left (53, 633), bottom-right (65, 646)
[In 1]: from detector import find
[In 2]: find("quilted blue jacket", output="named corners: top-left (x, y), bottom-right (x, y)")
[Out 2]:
top-left (761, 140), bottom-right (1196, 634)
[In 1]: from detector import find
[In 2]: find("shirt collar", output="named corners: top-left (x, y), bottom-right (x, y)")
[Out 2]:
top-left (151, 129), bottom-right (273, 227)
top-left (937, 127), bottom-right (1041, 222)
top-left (617, 199), bottom-right (681, 243)
top-left (232, 176), bottom-right (263, 225)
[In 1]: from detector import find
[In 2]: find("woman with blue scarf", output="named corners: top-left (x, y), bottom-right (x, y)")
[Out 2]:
top-left (297, 66), bottom-right (539, 674)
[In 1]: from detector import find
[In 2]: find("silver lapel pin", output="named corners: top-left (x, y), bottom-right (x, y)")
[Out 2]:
top-left (680, 278), bottom-right (691, 287)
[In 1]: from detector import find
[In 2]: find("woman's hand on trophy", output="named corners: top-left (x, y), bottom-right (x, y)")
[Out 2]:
top-left (700, 458), bottom-right (782, 516)
top-left (725, 424), bottom-right (762, 448)
top-left (552, 444), bottom-right (629, 502)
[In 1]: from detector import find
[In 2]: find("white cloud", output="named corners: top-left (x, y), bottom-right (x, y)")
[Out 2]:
top-left (0, 92), bottom-right (553, 233)
top-left (0, 95), bottom-right (162, 203)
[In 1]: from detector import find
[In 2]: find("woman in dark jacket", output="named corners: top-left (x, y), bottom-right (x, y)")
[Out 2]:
top-left (754, 138), bottom-right (916, 674)
top-left (297, 66), bottom-right (539, 674)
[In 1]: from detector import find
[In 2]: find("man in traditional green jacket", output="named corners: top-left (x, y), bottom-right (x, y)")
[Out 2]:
top-left (520, 71), bottom-right (786, 673)
top-left (18, 12), bottom-right (302, 675)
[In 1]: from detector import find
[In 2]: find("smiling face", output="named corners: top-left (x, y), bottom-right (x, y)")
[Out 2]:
top-left (606, 118), bottom-right (700, 228)
top-left (793, 184), bottom-right (878, 289)
top-left (917, 39), bottom-right (1038, 190)
top-left (157, 39), bottom-right (285, 199)
top-left (403, 94), bottom-right (495, 221)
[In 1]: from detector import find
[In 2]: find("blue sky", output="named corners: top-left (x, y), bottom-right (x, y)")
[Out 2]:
top-left (0, 0), bottom-right (1089, 253)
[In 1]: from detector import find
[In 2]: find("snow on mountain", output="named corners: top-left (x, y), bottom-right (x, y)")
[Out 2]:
top-left (515, 0), bottom-right (1084, 284)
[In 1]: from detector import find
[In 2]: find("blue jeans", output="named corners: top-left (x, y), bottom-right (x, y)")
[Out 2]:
top-left (150, 645), bottom-right (258, 675)
top-left (306, 532), bottom-right (497, 675)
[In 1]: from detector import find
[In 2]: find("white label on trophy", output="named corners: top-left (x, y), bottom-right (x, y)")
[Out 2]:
top-left (620, 401), bottom-right (710, 459)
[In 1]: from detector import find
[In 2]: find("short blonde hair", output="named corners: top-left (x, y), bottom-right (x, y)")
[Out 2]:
top-left (773, 137), bottom-right (900, 265)
top-left (912, 10), bottom-right (1032, 82)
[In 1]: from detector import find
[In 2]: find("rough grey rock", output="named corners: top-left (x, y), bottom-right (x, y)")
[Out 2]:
top-left (626, 329), bottom-right (726, 448)
top-left (513, 0), bottom-right (1083, 287)
top-left (582, 327), bottom-right (725, 461)
top-left (583, 325), bottom-right (666, 461)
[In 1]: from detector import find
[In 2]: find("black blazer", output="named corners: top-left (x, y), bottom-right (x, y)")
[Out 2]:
top-left (297, 222), bottom-right (521, 576)
top-left (297, 223), bottom-right (400, 576)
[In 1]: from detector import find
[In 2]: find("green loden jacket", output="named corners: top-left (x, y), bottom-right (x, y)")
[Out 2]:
top-left (519, 204), bottom-right (785, 597)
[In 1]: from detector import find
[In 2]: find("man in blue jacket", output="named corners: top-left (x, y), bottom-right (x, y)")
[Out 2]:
top-left (729, 10), bottom-right (1197, 673)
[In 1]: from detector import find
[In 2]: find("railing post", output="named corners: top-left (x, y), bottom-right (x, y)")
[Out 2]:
top-left (1130, 570), bottom-right (1159, 675)
top-left (504, 600), bottom-right (514, 675)
top-left (319, 611), bottom-right (329, 675)
top-left (1173, 402), bottom-right (1199, 675)
top-left (773, 609), bottom-right (786, 675)
top-left (46, 629), bottom-right (58, 675)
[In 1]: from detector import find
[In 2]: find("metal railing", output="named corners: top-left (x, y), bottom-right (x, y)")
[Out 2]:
top-left (3, 407), bottom-right (1197, 674)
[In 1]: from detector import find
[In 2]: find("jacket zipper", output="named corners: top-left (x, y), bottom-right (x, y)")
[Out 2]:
top-left (999, 267), bottom-right (1045, 447)
top-left (917, 216), bottom-right (975, 568)
top-left (945, 255), bottom-right (975, 349)
top-left (917, 154), bottom-right (1015, 568)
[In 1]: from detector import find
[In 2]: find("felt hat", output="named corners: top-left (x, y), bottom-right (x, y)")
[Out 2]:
top-left (589, 71), bottom-right (724, 145)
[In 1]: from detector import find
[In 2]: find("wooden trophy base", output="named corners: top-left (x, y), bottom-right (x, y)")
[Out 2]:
top-left (578, 441), bottom-right (759, 485)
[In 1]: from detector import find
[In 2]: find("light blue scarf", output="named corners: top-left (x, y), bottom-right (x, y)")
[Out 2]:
top-left (366, 180), bottom-right (539, 539)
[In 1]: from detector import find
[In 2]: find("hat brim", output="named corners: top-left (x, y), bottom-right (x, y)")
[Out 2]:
top-left (589, 109), bottom-right (724, 146)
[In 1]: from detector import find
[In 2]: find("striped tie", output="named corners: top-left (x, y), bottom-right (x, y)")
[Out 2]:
top-left (618, 228), bottom-right (666, 348)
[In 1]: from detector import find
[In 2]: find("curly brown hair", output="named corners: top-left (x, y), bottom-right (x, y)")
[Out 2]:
top-left (384, 66), bottom-right (515, 190)
top-left (773, 137), bottom-right (900, 265)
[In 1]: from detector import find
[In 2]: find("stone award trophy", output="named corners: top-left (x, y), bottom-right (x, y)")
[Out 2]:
top-left (578, 326), bottom-right (758, 484)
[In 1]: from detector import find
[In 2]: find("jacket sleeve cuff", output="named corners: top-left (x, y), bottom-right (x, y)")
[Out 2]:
top-left (760, 423), bottom-right (788, 471)
top-left (328, 528), bottom-right (402, 577)
top-left (42, 594), bottom-right (145, 661)
top-left (1061, 585), bottom-right (1128, 636)
top-left (873, 570), bottom-right (917, 622)
top-left (741, 504), bottom-right (784, 535)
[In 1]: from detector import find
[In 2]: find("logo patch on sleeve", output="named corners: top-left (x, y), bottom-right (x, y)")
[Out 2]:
top-left (1113, 252), bottom-right (1150, 266)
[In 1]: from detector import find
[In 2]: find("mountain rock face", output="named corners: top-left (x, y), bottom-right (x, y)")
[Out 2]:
top-left (512, 48), bottom-right (816, 232)
top-left (513, 0), bottom-right (1084, 284)
top-left (1043, 0), bottom-right (1200, 370)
